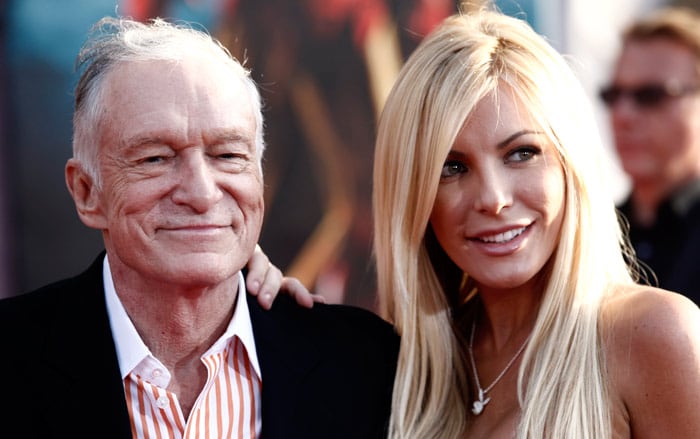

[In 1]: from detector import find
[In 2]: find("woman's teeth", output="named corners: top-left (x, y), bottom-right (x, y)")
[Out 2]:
top-left (479, 226), bottom-right (526, 243)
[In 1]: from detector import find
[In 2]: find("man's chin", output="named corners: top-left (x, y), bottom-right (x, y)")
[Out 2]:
top-left (148, 253), bottom-right (244, 286)
top-left (622, 160), bottom-right (659, 182)
top-left (162, 267), bottom-right (241, 290)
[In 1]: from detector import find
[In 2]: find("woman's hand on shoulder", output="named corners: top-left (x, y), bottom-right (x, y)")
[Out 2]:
top-left (246, 244), bottom-right (326, 310)
top-left (603, 285), bottom-right (700, 438)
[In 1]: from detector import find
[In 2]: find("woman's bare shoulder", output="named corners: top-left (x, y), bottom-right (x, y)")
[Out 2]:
top-left (602, 284), bottom-right (698, 337)
top-left (601, 284), bottom-right (698, 364)
top-left (601, 284), bottom-right (700, 438)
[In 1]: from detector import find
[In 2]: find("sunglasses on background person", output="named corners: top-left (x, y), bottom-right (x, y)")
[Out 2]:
top-left (599, 81), bottom-right (700, 109)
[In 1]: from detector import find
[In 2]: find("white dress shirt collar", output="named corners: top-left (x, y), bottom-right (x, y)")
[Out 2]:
top-left (102, 255), bottom-right (261, 382)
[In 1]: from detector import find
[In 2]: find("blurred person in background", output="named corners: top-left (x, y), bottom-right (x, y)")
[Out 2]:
top-left (601, 6), bottom-right (700, 305)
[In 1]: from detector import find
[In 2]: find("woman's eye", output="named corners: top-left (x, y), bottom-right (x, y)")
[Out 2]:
top-left (507, 147), bottom-right (539, 163)
top-left (440, 160), bottom-right (467, 178)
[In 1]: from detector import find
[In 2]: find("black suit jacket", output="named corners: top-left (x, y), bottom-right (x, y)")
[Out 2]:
top-left (0, 255), bottom-right (399, 438)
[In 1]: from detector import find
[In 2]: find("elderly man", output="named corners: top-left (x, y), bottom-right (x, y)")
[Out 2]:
top-left (0, 17), bottom-right (398, 438)
top-left (601, 7), bottom-right (700, 304)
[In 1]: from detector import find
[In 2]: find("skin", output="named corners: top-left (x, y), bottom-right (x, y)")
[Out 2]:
top-left (609, 38), bottom-right (700, 225)
top-left (246, 244), bottom-right (322, 309)
top-left (430, 85), bottom-right (565, 436)
top-left (603, 284), bottom-right (700, 438)
top-left (431, 87), bottom-right (565, 300)
top-left (66, 54), bottom-right (264, 417)
top-left (431, 84), bottom-right (700, 438)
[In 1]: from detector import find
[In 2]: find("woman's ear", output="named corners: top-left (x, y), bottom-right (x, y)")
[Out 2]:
top-left (65, 158), bottom-right (107, 230)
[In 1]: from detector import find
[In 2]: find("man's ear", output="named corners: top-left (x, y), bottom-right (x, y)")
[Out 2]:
top-left (65, 158), bottom-right (108, 230)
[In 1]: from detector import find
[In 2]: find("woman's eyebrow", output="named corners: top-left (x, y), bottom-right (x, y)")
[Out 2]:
top-left (497, 129), bottom-right (543, 149)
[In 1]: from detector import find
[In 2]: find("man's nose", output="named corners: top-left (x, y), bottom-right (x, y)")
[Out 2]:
top-left (610, 97), bottom-right (641, 128)
top-left (171, 152), bottom-right (223, 212)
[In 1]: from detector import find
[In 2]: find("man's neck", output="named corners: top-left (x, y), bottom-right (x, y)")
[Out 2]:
top-left (630, 188), bottom-right (659, 227)
top-left (114, 275), bottom-right (240, 420)
top-left (116, 279), bottom-right (238, 365)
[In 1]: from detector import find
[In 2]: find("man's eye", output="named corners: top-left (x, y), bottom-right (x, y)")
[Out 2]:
top-left (217, 153), bottom-right (244, 160)
top-left (144, 156), bottom-right (165, 163)
top-left (440, 160), bottom-right (467, 178)
top-left (210, 146), bottom-right (249, 160)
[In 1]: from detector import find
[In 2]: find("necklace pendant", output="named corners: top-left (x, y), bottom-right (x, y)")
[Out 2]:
top-left (471, 389), bottom-right (491, 415)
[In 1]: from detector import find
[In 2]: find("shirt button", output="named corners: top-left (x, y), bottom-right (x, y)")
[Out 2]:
top-left (152, 369), bottom-right (163, 379)
top-left (156, 396), bottom-right (169, 409)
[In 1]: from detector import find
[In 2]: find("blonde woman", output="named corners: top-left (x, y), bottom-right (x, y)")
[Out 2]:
top-left (373, 8), bottom-right (700, 438)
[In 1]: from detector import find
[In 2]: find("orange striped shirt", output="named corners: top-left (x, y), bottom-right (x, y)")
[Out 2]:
top-left (124, 336), bottom-right (261, 438)
top-left (103, 258), bottom-right (262, 439)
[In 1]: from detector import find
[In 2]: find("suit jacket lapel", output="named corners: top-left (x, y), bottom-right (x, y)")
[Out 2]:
top-left (33, 260), bottom-right (331, 437)
top-left (40, 254), bottom-right (132, 437)
top-left (248, 296), bottom-right (324, 438)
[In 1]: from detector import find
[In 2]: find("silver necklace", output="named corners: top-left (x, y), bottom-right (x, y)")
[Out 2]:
top-left (467, 320), bottom-right (531, 415)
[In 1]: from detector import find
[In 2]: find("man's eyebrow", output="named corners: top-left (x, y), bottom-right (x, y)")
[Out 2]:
top-left (120, 135), bottom-right (168, 151)
top-left (497, 129), bottom-right (543, 149)
top-left (207, 129), bottom-right (254, 144)
top-left (120, 130), bottom-right (254, 150)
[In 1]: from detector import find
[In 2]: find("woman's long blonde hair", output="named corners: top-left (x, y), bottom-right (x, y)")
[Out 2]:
top-left (373, 9), bottom-right (635, 438)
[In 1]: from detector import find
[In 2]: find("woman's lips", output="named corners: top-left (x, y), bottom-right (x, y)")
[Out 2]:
top-left (469, 223), bottom-right (533, 256)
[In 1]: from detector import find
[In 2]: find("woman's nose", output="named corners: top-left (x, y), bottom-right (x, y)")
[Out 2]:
top-left (473, 168), bottom-right (512, 215)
